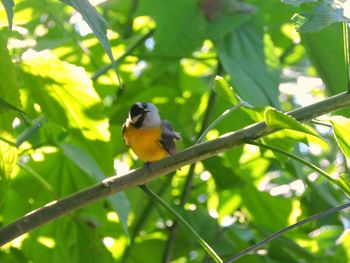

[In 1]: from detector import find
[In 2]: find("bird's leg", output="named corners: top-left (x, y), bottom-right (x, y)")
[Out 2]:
top-left (143, 161), bottom-right (152, 173)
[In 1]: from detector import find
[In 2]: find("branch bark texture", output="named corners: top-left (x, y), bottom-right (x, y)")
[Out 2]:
top-left (1, 91), bottom-right (350, 245)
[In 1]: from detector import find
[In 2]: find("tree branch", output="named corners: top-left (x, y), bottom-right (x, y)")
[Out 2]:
top-left (1, 91), bottom-right (350, 245)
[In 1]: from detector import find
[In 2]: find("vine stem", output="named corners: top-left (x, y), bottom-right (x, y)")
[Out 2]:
top-left (162, 83), bottom-right (218, 262)
top-left (249, 142), bottom-right (336, 183)
top-left (1, 92), bottom-right (350, 245)
top-left (140, 185), bottom-right (223, 263)
top-left (224, 201), bottom-right (350, 262)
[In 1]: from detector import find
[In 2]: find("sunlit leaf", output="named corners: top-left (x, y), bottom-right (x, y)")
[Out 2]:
top-left (20, 51), bottom-right (110, 141)
top-left (0, 0), bottom-right (14, 30)
top-left (265, 108), bottom-right (321, 139)
top-left (0, 34), bottom-right (19, 203)
top-left (330, 115), bottom-right (350, 160)
top-left (337, 173), bottom-right (350, 197)
top-left (60, 143), bottom-right (130, 234)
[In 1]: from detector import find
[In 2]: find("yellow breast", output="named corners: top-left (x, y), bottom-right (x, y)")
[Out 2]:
top-left (123, 124), bottom-right (168, 162)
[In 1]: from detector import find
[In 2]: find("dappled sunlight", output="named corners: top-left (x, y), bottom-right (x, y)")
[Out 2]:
top-left (37, 236), bottom-right (56, 249)
top-left (2, 0), bottom-right (350, 261)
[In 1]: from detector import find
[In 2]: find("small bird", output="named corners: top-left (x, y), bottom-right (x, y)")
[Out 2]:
top-left (122, 102), bottom-right (181, 162)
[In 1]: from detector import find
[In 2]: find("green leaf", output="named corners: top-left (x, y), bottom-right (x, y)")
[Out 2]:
top-left (60, 0), bottom-right (121, 84)
top-left (21, 217), bottom-right (115, 263)
top-left (281, 0), bottom-right (317, 7)
top-left (137, 0), bottom-right (207, 57)
top-left (20, 51), bottom-right (110, 142)
top-left (240, 180), bottom-right (293, 230)
top-left (302, 23), bottom-right (347, 95)
top-left (0, 34), bottom-right (19, 203)
top-left (216, 17), bottom-right (280, 107)
top-left (136, 0), bottom-right (207, 76)
top-left (265, 108), bottom-right (321, 139)
top-left (330, 115), bottom-right (350, 160)
top-left (337, 173), bottom-right (350, 196)
top-left (140, 185), bottom-right (223, 263)
top-left (203, 156), bottom-right (244, 190)
top-left (0, 140), bottom-right (16, 203)
top-left (214, 76), bottom-right (252, 107)
top-left (60, 143), bottom-right (105, 181)
top-left (60, 143), bottom-right (130, 235)
top-left (292, 1), bottom-right (350, 33)
top-left (0, 0), bottom-right (14, 30)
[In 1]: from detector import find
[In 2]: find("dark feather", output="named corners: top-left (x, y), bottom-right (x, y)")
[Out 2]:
top-left (159, 120), bottom-right (181, 155)
top-left (122, 122), bottom-right (129, 146)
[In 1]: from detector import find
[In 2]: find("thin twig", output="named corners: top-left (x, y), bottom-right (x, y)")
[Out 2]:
top-left (140, 185), bottom-right (223, 263)
top-left (224, 202), bottom-right (350, 262)
top-left (249, 141), bottom-right (350, 196)
top-left (120, 174), bottom-right (174, 262)
top-left (1, 92), bottom-right (350, 245)
top-left (162, 77), bottom-right (218, 262)
top-left (196, 103), bottom-right (242, 144)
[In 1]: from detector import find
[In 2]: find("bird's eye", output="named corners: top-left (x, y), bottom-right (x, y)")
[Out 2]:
top-left (142, 103), bottom-right (147, 109)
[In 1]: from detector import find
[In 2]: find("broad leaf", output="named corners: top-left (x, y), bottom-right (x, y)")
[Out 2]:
top-left (0, 0), bottom-right (14, 30)
top-left (0, 34), bottom-right (19, 203)
top-left (265, 108), bottom-right (321, 139)
top-left (337, 173), bottom-right (350, 197)
top-left (21, 217), bottom-right (115, 263)
top-left (60, 143), bottom-right (130, 234)
top-left (137, 0), bottom-right (207, 57)
top-left (292, 1), bottom-right (350, 32)
top-left (216, 17), bottom-right (280, 107)
top-left (330, 115), bottom-right (350, 160)
top-left (203, 156), bottom-right (244, 190)
top-left (136, 0), bottom-right (207, 75)
top-left (20, 51), bottom-right (110, 142)
top-left (302, 23), bottom-right (347, 95)
top-left (214, 76), bottom-right (252, 108)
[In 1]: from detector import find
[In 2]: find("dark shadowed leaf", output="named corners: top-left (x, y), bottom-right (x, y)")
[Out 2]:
top-left (60, 143), bottom-right (130, 234)
top-left (292, 1), bottom-right (350, 32)
top-left (216, 17), bottom-right (280, 107)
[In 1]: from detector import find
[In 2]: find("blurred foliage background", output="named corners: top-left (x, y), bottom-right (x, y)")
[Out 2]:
top-left (1, 0), bottom-right (350, 262)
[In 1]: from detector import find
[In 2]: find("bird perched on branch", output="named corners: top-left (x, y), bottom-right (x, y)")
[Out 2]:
top-left (122, 102), bottom-right (181, 162)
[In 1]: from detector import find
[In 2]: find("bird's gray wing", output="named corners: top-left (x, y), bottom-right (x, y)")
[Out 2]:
top-left (122, 122), bottom-right (129, 146)
top-left (159, 120), bottom-right (181, 155)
